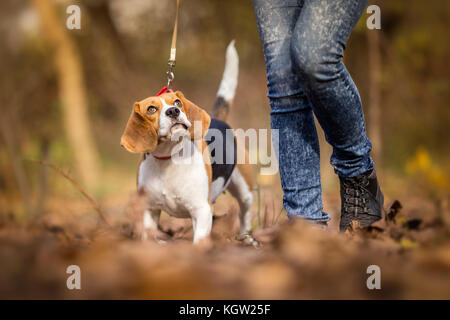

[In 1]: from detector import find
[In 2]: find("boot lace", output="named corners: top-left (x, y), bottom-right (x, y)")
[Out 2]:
top-left (342, 175), bottom-right (370, 217)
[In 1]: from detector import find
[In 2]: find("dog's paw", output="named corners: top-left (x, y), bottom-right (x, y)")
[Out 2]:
top-left (237, 233), bottom-right (260, 248)
top-left (143, 229), bottom-right (172, 243)
top-left (194, 237), bottom-right (214, 251)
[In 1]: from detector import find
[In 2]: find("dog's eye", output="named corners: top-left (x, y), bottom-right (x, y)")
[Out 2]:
top-left (174, 99), bottom-right (182, 108)
top-left (147, 106), bottom-right (157, 114)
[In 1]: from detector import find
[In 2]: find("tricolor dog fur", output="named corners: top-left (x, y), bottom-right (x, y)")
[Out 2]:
top-left (120, 42), bottom-right (255, 243)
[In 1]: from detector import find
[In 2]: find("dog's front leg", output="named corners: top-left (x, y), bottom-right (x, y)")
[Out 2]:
top-left (142, 209), bottom-right (161, 241)
top-left (191, 204), bottom-right (213, 244)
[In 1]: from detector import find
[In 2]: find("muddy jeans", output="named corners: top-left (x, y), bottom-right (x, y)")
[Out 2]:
top-left (253, 0), bottom-right (373, 221)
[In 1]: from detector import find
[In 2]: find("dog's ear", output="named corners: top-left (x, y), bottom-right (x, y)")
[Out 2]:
top-left (175, 91), bottom-right (211, 140)
top-left (121, 103), bottom-right (158, 153)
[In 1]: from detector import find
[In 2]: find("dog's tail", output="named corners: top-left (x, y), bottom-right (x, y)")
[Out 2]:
top-left (212, 40), bottom-right (239, 122)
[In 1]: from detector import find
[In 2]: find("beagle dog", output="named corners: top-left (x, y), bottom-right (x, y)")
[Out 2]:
top-left (120, 42), bottom-right (255, 243)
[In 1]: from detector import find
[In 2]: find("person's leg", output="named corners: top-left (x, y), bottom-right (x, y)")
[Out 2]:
top-left (271, 106), bottom-right (329, 222)
top-left (253, 0), bottom-right (329, 222)
top-left (290, 0), bottom-right (373, 178)
top-left (290, 0), bottom-right (383, 230)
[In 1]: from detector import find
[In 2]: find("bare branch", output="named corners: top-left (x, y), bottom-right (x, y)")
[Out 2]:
top-left (28, 159), bottom-right (112, 228)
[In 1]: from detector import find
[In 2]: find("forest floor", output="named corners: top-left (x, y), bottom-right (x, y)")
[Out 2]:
top-left (0, 189), bottom-right (449, 299)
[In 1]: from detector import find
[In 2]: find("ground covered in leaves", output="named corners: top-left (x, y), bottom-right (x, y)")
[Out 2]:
top-left (0, 194), bottom-right (449, 299)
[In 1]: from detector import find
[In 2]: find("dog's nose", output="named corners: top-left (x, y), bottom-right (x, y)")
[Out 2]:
top-left (166, 107), bottom-right (180, 118)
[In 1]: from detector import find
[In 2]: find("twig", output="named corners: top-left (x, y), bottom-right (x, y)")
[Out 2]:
top-left (274, 207), bottom-right (285, 225)
top-left (28, 159), bottom-right (112, 228)
top-left (263, 203), bottom-right (268, 228)
top-left (254, 185), bottom-right (261, 227)
top-left (35, 139), bottom-right (50, 217)
top-left (271, 199), bottom-right (275, 226)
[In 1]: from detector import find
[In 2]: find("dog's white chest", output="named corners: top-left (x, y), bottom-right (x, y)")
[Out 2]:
top-left (138, 142), bottom-right (209, 218)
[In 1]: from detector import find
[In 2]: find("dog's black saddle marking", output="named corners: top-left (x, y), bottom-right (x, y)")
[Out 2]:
top-left (205, 118), bottom-right (236, 186)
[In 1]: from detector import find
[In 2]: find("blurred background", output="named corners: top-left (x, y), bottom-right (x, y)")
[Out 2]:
top-left (0, 0), bottom-right (449, 299)
top-left (1, 0), bottom-right (449, 219)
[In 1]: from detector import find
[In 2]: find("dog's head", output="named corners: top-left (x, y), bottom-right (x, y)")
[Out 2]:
top-left (120, 91), bottom-right (211, 153)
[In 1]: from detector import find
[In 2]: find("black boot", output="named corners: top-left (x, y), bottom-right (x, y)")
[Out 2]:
top-left (339, 169), bottom-right (384, 232)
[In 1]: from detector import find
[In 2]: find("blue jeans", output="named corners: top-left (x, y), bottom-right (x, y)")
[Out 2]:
top-left (253, 0), bottom-right (373, 222)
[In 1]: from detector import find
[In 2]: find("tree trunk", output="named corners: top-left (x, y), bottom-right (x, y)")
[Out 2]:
top-left (0, 110), bottom-right (33, 217)
top-left (31, 0), bottom-right (100, 190)
top-left (367, 29), bottom-right (382, 167)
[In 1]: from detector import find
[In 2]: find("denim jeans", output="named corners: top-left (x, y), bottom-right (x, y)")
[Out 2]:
top-left (253, 0), bottom-right (373, 221)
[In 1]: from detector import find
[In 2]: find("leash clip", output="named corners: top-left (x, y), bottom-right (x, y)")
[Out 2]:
top-left (165, 0), bottom-right (180, 88)
top-left (166, 60), bottom-right (176, 87)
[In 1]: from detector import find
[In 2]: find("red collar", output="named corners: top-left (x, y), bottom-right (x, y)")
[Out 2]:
top-left (156, 86), bottom-right (173, 96)
top-left (153, 154), bottom-right (172, 160)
